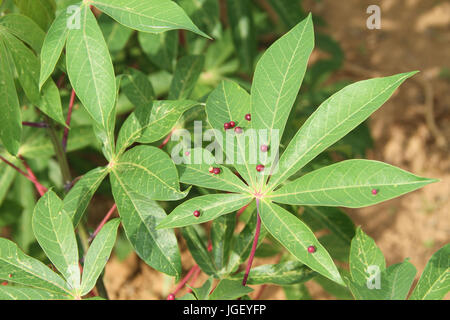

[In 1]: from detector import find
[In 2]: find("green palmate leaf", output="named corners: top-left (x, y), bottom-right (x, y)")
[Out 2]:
top-left (98, 14), bottom-right (133, 53)
top-left (62, 167), bottom-right (109, 227)
top-left (211, 213), bottom-right (235, 273)
top-left (32, 190), bottom-right (81, 293)
top-left (138, 31), bottom-right (178, 72)
top-left (269, 160), bottom-right (437, 208)
top-left (111, 176), bottom-right (182, 277)
top-left (0, 286), bottom-right (70, 300)
top-left (347, 260), bottom-right (417, 300)
top-left (0, 14), bottom-right (45, 53)
top-left (251, 14), bottom-right (314, 147)
top-left (319, 233), bottom-right (351, 262)
top-left (209, 279), bottom-right (253, 300)
top-left (121, 68), bottom-right (155, 109)
top-left (259, 200), bottom-right (344, 285)
top-left (0, 38), bottom-right (21, 155)
top-left (169, 55), bottom-right (204, 100)
top-left (14, 0), bottom-right (56, 30)
top-left (66, 4), bottom-right (116, 129)
top-left (181, 226), bottom-right (217, 276)
top-left (157, 193), bottom-right (252, 229)
top-left (90, 0), bottom-right (210, 38)
top-left (0, 238), bottom-right (71, 296)
top-left (205, 80), bottom-right (258, 188)
top-left (116, 100), bottom-right (199, 155)
top-left (81, 218), bottom-right (120, 295)
top-left (226, 209), bottom-right (267, 274)
top-left (410, 244), bottom-right (450, 300)
top-left (2, 30), bottom-right (65, 125)
top-left (226, 0), bottom-right (255, 73)
top-left (266, 71), bottom-right (418, 191)
top-left (113, 145), bottom-right (188, 201)
top-left (229, 261), bottom-right (316, 285)
top-left (177, 148), bottom-right (250, 193)
top-left (301, 206), bottom-right (355, 244)
top-left (39, 10), bottom-right (69, 89)
top-left (349, 227), bottom-right (386, 285)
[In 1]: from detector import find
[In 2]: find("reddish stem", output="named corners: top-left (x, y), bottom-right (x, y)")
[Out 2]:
top-left (242, 198), bottom-right (261, 286)
top-left (158, 130), bottom-right (174, 149)
top-left (88, 204), bottom-right (117, 242)
top-left (186, 267), bottom-right (202, 294)
top-left (167, 265), bottom-right (199, 299)
top-left (19, 155), bottom-right (47, 197)
top-left (0, 155), bottom-right (47, 196)
top-left (236, 203), bottom-right (250, 219)
top-left (62, 89), bottom-right (76, 152)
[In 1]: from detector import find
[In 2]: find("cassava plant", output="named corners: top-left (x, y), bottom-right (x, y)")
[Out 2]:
top-left (0, 0), bottom-right (448, 301)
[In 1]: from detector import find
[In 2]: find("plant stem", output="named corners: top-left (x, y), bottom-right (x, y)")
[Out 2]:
top-left (62, 89), bottom-right (76, 152)
top-left (0, 155), bottom-right (47, 195)
top-left (88, 204), bottom-right (117, 242)
top-left (168, 265), bottom-right (199, 299)
top-left (46, 117), bottom-right (72, 185)
top-left (242, 198), bottom-right (261, 287)
top-left (186, 267), bottom-right (202, 294)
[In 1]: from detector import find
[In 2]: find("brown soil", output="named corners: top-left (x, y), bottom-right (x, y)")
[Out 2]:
top-left (103, 0), bottom-right (450, 300)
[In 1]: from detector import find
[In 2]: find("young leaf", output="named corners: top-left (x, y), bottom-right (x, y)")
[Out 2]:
top-left (138, 31), bottom-right (178, 72)
top-left (66, 4), bottom-right (116, 129)
top-left (0, 286), bottom-right (70, 300)
top-left (0, 238), bottom-right (71, 296)
top-left (39, 10), bottom-right (69, 89)
top-left (409, 244), bottom-right (450, 300)
top-left (251, 14), bottom-right (314, 146)
top-left (110, 174), bottom-right (182, 278)
top-left (90, 0), bottom-right (210, 38)
top-left (181, 226), bottom-right (217, 276)
top-left (62, 167), bottom-right (109, 228)
top-left (211, 213), bottom-right (236, 273)
top-left (226, 0), bottom-right (255, 73)
top-left (258, 200), bottom-right (344, 285)
top-left (112, 145), bottom-right (188, 201)
top-left (116, 100), bottom-right (199, 155)
top-left (269, 160), bottom-right (437, 208)
top-left (209, 279), bottom-right (253, 300)
top-left (157, 193), bottom-right (252, 229)
top-left (349, 227), bottom-right (386, 285)
top-left (0, 13), bottom-right (45, 53)
top-left (229, 261), bottom-right (316, 285)
top-left (32, 190), bottom-right (81, 292)
top-left (168, 55), bottom-right (204, 100)
top-left (177, 148), bottom-right (250, 193)
top-left (0, 38), bottom-right (22, 155)
top-left (266, 71), bottom-right (418, 191)
top-left (81, 218), bottom-right (120, 295)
